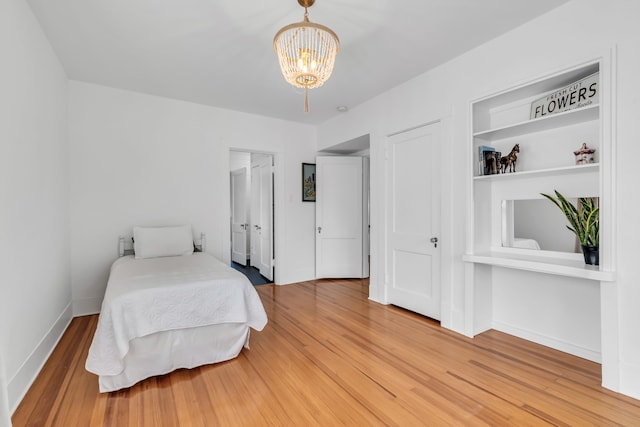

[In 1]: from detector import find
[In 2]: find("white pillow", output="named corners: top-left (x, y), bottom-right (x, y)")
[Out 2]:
top-left (133, 225), bottom-right (194, 259)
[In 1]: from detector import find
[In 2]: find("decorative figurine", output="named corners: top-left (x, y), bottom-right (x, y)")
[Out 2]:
top-left (500, 143), bottom-right (520, 173)
top-left (574, 143), bottom-right (595, 165)
top-left (483, 151), bottom-right (502, 174)
top-left (493, 151), bottom-right (502, 174)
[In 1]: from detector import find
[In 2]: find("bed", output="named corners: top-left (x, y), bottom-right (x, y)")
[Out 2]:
top-left (85, 225), bottom-right (268, 392)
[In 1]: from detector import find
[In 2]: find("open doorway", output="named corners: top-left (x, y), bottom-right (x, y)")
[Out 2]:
top-left (229, 150), bottom-right (274, 285)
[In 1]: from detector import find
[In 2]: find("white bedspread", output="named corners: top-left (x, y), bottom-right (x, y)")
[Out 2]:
top-left (85, 253), bottom-right (267, 376)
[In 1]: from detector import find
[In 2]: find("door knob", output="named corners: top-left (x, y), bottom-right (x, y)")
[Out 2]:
top-left (317, 226), bottom-right (322, 234)
top-left (430, 237), bottom-right (438, 248)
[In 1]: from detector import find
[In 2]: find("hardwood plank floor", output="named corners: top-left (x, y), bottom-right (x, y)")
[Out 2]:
top-left (12, 279), bottom-right (640, 426)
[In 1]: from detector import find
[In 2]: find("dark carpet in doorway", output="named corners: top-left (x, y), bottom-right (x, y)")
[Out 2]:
top-left (231, 262), bottom-right (271, 285)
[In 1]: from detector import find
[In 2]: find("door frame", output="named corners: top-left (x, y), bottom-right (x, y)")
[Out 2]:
top-left (228, 149), bottom-right (278, 283)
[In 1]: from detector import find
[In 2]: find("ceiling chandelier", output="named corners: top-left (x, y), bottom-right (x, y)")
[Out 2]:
top-left (274, 0), bottom-right (339, 113)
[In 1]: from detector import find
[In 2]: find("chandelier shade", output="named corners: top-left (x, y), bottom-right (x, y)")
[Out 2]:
top-left (274, 0), bottom-right (339, 112)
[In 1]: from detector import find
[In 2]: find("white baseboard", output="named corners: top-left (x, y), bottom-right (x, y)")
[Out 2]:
top-left (619, 361), bottom-right (640, 400)
top-left (73, 296), bottom-right (102, 316)
top-left (493, 320), bottom-right (601, 363)
top-left (277, 268), bottom-right (314, 285)
top-left (8, 303), bottom-right (72, 414)
top-left (444, 307), bottom-right (468, 337)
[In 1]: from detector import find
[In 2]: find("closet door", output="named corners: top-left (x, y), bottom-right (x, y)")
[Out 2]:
top-left (315, 156), bottom-right (364, 278)
top-left (251, 155), bottom-right (273, 281)
top-left (386, 122), bottom-right (441, 320)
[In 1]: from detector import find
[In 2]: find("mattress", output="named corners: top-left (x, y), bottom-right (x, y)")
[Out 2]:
top-left (85, 253), bottom-right (268, 392)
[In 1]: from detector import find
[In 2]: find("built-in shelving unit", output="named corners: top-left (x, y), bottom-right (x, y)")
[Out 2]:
top-left (462, 252), bottom-right (615, 282)
top-left (473, 104), bottom-right (599, 141)
top-left (473, 163), bottom-right (598, 181)
top-left (465, 58), bottom-right (615, 343)
top-left (468, 60), bottom-right (611, 275)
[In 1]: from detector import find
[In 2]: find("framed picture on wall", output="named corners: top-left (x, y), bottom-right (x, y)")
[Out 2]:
top-left (302, 163), bottom-right (316, 202)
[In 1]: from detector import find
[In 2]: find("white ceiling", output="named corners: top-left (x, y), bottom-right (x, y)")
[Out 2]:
top-left (27, 0), bottom-right (568, 125)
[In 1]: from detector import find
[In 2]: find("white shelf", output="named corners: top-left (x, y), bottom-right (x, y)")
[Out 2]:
top-left (473, 104), bottom-right (599, 141)
top-left (473, 63), bottom-right (599, 111)
top-left (474, 163), bottom-right (598, 181)
top-left (463, 251), bottom-right (615, 282)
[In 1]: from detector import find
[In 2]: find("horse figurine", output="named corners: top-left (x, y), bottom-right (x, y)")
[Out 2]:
top-left (500, 143), bottom-right (520, 173)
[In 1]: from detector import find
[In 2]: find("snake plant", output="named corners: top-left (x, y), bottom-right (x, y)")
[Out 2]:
top-left (540, 190), bottom-right (599, 247)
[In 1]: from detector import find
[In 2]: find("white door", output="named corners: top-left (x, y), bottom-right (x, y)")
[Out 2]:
top-left (386, 122), bottom-right (441, 320)
top-left (251, 155), bottom-right (273, 281)
top-left (316, 156), bottom-right (364, 278)
top-left (230, 168), bottom-right (248, 265)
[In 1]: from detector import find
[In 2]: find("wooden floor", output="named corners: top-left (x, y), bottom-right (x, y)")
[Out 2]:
top-left (12, 279), bottom-right (640, 426)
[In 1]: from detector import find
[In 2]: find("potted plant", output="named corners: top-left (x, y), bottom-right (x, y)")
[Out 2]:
top-left (540, 190), bottom-right (599, 265)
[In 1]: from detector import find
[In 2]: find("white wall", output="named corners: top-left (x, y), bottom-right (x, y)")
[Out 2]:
top-left (318, 0), bottom-right (640, 399)
top-left (68, 82), bottom-right (317, 314)
top-left (0, 0), bottom-right (71, 415)
top-left (492, 269), bottom-right (602, 361)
